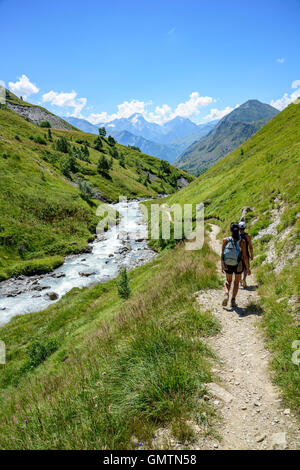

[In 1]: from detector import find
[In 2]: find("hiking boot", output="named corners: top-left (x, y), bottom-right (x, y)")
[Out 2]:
top-left (222, 293), bottom-right (229, 306)
top-left (242, 279), bottom-right (247, 288)
top-left (231, 298), bottom-right (237, 307)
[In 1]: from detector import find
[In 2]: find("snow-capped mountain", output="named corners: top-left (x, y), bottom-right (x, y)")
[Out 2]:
top-left (96, 113), bottom-right (212, 145)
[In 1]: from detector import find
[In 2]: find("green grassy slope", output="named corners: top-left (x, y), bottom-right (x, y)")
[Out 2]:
top-left (0, 242), bottom-right (220, 449)
top-left (0, 103), bottom-right (192, 279)
top-left (159, 101), bottom-right (300, 411)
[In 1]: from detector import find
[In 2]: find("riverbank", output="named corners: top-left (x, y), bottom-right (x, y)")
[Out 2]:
top-left (0, 200), bottom-right (156, 324)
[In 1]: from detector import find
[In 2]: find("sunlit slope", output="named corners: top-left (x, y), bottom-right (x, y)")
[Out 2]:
top-left (0, 103), bottom-right (192, 279)
top-left (166, 101), bottom-right (300, 410)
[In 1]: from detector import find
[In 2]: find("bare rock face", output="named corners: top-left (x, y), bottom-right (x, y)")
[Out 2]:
top-left (240, 206), bottom-right (253, 221)
top-left (6, 103), bottom-right (72, 130)
top-left (177, 176), bottom-right (190, 189)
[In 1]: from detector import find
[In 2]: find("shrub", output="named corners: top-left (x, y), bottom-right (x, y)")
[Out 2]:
top-left (97, 155), bottom-right (109, 173)
top-left (27, 338), bottom-right (58, 369)
top-left (93, 136), bottom-right (102, 151)
top-left (56, 136), bottom-right (70, 153)
top-left (34, 135), bottom-right (47, 145)
top-left (119, 153), bottom-right (126, 168)
top-left (107, 135), bottom-right (116, 146)
top-left (78, 179), bottom-right (97, 200)
top-left (40, 121), bottom-right (51, 128)
top-left (117, 267), bottom-right (131, 299)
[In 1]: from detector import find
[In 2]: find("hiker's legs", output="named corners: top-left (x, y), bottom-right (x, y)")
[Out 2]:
top-left (222, 273), bottom-right (232, 306)
top-left (232, 273), bottom-right (241, 299)
top-left (225, 273), bottom-right (232, 294)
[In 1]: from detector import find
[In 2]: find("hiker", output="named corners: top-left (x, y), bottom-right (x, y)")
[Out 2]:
top-left (221, 222), bottom-right (251, 307)
top-left (239, 221), bottom-right (253, 288)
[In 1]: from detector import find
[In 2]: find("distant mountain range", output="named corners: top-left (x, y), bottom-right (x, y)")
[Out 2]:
top-left (174, 100), bottom-right (279, 175)
top-left (63, 114), bottom-right (216, 162)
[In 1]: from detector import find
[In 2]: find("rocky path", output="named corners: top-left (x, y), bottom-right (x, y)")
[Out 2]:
top-left (194, 224), bottom-right (299, 450)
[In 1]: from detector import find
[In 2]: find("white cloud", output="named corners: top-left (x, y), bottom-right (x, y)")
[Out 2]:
top-left (291, 80), bottom-right (300, 89)
top-left (173, 92), bottom-right (215, 118)
top-left (8, 74), bottom-right (39, 99)
top-left (270, 88), bottom-right (300, 110)
top-left (87, 92), bottom-right (215, 125)
top-left (87, 99), bottom-right (150, 124)
top-left (276, 58), bottom-right (285, 63)
top-left (42, 90), bottom-right (87, 117)
top-left (200, 105), bottom-right (238, 123)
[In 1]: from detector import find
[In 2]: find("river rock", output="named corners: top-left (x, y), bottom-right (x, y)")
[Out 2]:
top-left (51, 272), bottom-right (65, 279)
top-left (32, 285), bottom-right (51, 291)
top-left (79, 271), bottom-right (96, 277)
top-left (108, 253), bottom-right (114, 257)
top-left (81, 245), bottom-right (93, 254)
top-left (46, 291), bottom-right (59, 301)
top-left (7, 290), bottom-right (23, 297)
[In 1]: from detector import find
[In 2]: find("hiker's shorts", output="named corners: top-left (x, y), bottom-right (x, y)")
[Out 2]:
top-left (224, 260), bottom-right (243, 275)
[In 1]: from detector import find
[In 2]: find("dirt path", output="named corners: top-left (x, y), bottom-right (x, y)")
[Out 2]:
top-left (194, 224), bottom-right (299, 450)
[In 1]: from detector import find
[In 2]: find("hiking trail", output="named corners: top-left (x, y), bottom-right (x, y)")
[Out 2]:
top-left (192, 224), bottom-right (299, 450)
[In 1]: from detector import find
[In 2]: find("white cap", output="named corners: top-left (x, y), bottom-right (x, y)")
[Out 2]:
top-left (239, 221), bottom-right (246, 229)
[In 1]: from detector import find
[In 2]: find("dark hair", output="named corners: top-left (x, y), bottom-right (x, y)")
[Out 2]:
top-left (230, 222), bottom-right (240, 241)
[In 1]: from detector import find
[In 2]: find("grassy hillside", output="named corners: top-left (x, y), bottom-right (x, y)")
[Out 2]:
top-left (0, 242), bottom-right (220, 449)
top-left (0, 102), bottom-right (192, 280)
top-left (0, 98), bottom-right (298, 449)
top-left (157, 101), bottom-right (300, 411)
top-left (175, 100), bottom-right (279, 175)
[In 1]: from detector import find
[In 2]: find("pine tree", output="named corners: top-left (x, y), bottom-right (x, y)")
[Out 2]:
top-left (99, 127), bottom-right (106, 137)
top-left (117, 267), bottom-right (131, 299)
top-left (93, 136), bottom-right (103, 151)
top-left (56, 136), bottom-right (69, 153)
top-left (97, 155), bottom-right (109, 173)
top-left (107, 135), bottom-right (116, 146)
top-left (119, 153), bottom-right (125, 168)
top-left (47, 128), bottom-right (52, 141)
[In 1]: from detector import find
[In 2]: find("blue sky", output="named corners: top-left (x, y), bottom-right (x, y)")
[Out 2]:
top-left (1, 0), bottom-right (300, 124)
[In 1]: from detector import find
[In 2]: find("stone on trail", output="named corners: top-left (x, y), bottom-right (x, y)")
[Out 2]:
top-left (206, 383), bottom-right (234, 403)
top-left (270, 432), bottom-right (287, 450)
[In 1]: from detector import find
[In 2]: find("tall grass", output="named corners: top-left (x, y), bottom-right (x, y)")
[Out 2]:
top-left (0, 243), bottom-right (220, 449)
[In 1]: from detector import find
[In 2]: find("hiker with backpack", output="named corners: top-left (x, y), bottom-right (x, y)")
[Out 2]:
top-left (239, 221), bottom-right (253, 288)
top-left (221, 222), bottom-right (251, 307)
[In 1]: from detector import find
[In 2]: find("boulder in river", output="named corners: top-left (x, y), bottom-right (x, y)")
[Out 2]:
top-left (32, 285), bottom-right (51, 291)
top-left (79, 271), bottom-right (96, 277)
top-left (46, 291), bottom-right (59, 301)
top-left (51, 272), bottom-right (66, 279)
top-left (81, 245), bottom-right (93, 254)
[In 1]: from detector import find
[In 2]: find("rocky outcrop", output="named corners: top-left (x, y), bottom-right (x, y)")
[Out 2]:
top-left (6, 103), bottom-right (73, 130)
